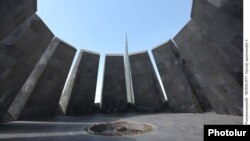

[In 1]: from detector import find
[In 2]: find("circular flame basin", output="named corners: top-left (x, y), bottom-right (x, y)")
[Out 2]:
top-left (87, 121), bottom-right (153, 136)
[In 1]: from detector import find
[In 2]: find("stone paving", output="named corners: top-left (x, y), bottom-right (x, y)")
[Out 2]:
top-left (0, 113), bottom-right (242, 141)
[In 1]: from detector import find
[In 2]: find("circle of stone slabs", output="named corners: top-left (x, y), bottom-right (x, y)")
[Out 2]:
top-left (87, 121), bottom-right (154, 136)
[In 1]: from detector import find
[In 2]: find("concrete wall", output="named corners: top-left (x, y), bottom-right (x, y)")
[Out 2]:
top-left (0, 14), bottom-right (54, 119)
top-left (0, 0), bottom-right (37, 40)
top-left (17, 38), bottom-right (76, 120)
top-left (60, 49), bottom-right (100, 116)
top-left (101, 55), bottom-right (127, 112)
top-left (7, 38), bottom-right (60, 119)
top-left (191, 0), bottom-right (243, 86)
top-left (173, 0), bottom-right (243, 115)
top-left (152, 40), bottom-right (203, 113)
top-left (129, 51), bottom-right (165, 112)
top-left (181, 59), bottom-right (213, 112)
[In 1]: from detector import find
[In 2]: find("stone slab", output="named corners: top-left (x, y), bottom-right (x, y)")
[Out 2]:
top-left (0, 14), bottom-right (54, 119)
top-left (173, 20), bottom-right (242, 116)
top-left (0, 0), bottom-right (37, 40)
top-left (129, 51), bottom-right (165, 112)
top-left (101, 55), bottom-right (128, 112)
top-left (17, 38), bottom-right (76, 120)
top-left (152, 40), bottom-right (204, 113)
top-left (61, 49), bottom-right (100, 115)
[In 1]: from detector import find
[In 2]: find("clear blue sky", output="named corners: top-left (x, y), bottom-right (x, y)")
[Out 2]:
top-left (37, 0), bottom-right (193, 103)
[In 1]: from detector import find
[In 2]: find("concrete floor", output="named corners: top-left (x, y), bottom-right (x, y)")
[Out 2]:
top-left (0, 113), bottom-right (242, 141)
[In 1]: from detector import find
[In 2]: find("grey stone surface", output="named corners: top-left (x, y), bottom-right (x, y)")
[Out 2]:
top-left (0, 14), bottom-right (54, 119)
top-left (172, 0), bottom-right (243, 116)
top-left (7, 38), bottom-right (60, 119)
top-left (0, 0), bottom-right (37, 40)
top-left (0, 113), bottom-right (242, 141)
top-left (174, 19), bottom-right (242, 116)
top-left (181, 61), bottom-right (213, 112)
top-left (101, 55), bottom-right (128, 112)
top-left (152, 40), bottom-right (203, 113)
top-left (191, 0), bottom-right (243, 86)
top-left (61, 49), bottom-right (100, 116)
top-left (129, 51), bottom-right (165, 112)
top-left (17, 38), bottom-right (76, 120)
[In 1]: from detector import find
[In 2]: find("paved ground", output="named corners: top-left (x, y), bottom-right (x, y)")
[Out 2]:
top-left (0, 113), bottom-right (242, 141)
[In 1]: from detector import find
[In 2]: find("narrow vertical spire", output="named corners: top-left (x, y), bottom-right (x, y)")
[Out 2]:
top-left (124, 34), bottom-right (134, 105)
top-left (125, 33), bottom-right (128, 51)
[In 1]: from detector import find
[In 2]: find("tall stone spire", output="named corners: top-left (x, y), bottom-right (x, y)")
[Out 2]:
top-left (124, 34), bottom-right (134, 104)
